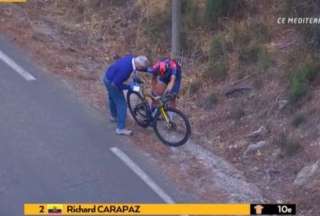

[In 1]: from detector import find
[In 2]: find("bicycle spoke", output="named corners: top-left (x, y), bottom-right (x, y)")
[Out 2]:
top-left (156, 110), bottom-right (188, 144)
top-left (127, 91), bottom-right (150, 127)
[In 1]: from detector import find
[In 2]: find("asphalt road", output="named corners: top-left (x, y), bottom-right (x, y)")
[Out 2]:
top-left (0, 36), bottom-right (187, 215)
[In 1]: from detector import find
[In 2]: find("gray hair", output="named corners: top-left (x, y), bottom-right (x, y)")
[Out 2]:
top-left (134, 56), bottom-right (150, 69)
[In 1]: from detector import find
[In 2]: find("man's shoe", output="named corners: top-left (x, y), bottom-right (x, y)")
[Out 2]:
top-left (116, 128), bottom-right (133, 136)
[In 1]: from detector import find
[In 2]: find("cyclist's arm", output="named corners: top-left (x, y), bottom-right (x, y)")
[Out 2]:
top-left (152, 73), bottom-right (157, 87)
top-left (165, 75), bottom-right (176, 94)
top-left (165, 63), bottom-right (178, 94)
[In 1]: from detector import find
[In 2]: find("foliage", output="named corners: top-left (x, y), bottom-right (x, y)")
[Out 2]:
top-left (289, 63), bottom-right (319, 103)
top-left (239, 45), bottom-right (260, 64)
top-left (291, 113), bottom-right (306, 128)
top-left (205, 0), bottom-right (238, 26)
top-left (274, 133), bottom-right (302, 156)
top-left (180, 30), bottom-right (195, 56)
top-left (226, 20), bottom-right (272, 75)
top-left (188, 80), bottom-right (201, 96)
top-left (205, 35), bottom-right (228, 80)
top-left (257, 47), bottom-right (272, 71)
top-left (230, 103), bottom-right (245, 121)
top-left (202, 92), bottom-right (218, 110)
top-left (239, 45), bottom-right (272, 70)
top-left (181, 0), bottom-right (199, 28)
top-left (143, 12), bottom-right (171, 51)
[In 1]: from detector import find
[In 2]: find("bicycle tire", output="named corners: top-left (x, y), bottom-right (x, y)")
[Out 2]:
top-left (127, 90), bottom-right (150, 128)
top-left (153, 107), bottom-right (191, 147)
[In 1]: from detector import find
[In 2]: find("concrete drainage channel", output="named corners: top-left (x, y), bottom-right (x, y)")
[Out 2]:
top-left (169, 140), bottom-right (265, 202)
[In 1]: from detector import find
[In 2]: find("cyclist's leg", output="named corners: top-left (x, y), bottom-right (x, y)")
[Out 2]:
top-left (151, 79), bottom-right (166, 109)
top-left (168, 79), bottom-right (181, 119)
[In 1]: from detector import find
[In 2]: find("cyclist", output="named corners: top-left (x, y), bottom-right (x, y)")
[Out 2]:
top-left (103, 55), bottom-right (150, 136)
top-left (148, 57), bottom-right (182, 108)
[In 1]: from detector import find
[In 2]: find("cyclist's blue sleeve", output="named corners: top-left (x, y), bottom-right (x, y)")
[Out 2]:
top-left (148, 61), bottom-right (160, 75)
top-left (169, 61), bottom-right (178, 77)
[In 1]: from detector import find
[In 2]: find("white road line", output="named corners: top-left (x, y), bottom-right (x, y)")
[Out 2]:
top-left (110, 147), bottom-right (175, 204)
top-left (0, 49), bottom-right (36, 81)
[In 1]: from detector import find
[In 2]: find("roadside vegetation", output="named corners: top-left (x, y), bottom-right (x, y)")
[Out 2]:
top-left (1, 0), bottom-right (320, 215)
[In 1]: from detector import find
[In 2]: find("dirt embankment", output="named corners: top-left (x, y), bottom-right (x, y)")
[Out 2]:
top-left (1, 1), bottom-right (319, 215)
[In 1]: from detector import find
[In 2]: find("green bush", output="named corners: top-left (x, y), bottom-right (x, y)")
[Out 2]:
top-left (229, 21), bottom-right (271, 68)
top-left (143, 10), bottom-right (170, 47)
top-left (257, 48), bottom-right (272, 71)
top-left (188, 80), bottom-right (201, 96)
top-left (210, 35), bottom-right (225, 58)
top-left (230, 105), bottom-right (245, 121)
top-left (206, 0), bottom-right (227, 21)
top-left (205, 0), bottom-right (238, 25)
top-left (206, 35), bottom-right (228, 80)
top-left (274, 133), bottom-right (302, 156)
top-left (289, 64), bottom-right (319, 103)
top-left (231, 21), bottom-right (271, 46)
top-left (213, 63), bottom-right (228, 80)
top-left (251, 22), bottom-right (271, 44)
top-left (180, 30), bottom-right (195, 56)
top-left (289, 74), bottom-right (309, 103)
top-left (239, 44), bottom-right (272, 67)
top-left (291, 113), bottom-right (306, 128)
top-left (239, 45), bottom-right (260, 64)
top-left (182, 0), bottom-right (199, 28)
top-left (180, 0), bottom-right (198, 54)
top-left (202, 93), bottom-right (218, 110)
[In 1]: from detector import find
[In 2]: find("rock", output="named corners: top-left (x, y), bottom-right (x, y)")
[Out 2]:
top-left (224, 85), bottom-right (253, 98)
top-left (247, 126), bottom-right (268, 141)
top-left (278, 99), bottom-right (289, 110)
top-left (32, 32), bottom-right (52, 42)
top-left (294, 160), bottom-right (320, 187)
top-left (243, 141), bottom-right (268, 156)
top-left (272, 148), bottom-right (281, 158)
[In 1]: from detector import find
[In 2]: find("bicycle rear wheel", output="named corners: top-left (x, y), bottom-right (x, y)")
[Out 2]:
top-left (153, 107), bottom-right (191, 147)
top-left (127, 91), bottom-right (150, 128)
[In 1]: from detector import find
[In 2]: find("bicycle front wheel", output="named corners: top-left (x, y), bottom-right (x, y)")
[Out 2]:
top-left (153, 107), bottom-right (191, 147)
top-left (127, 91), bottom-right (150, 128)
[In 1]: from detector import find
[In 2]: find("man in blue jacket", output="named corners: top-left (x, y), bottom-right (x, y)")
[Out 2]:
top-left (103, 55), bottom-right (149, 135)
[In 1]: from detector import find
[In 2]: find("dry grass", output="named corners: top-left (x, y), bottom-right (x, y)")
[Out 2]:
top-left (2, 1), bottom-right (320, 214)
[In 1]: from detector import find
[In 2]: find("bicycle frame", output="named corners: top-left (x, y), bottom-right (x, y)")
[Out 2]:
top-left (128, 77), bottom-right (191, 146)
top-left (131, 79), bottom-right (171, 126)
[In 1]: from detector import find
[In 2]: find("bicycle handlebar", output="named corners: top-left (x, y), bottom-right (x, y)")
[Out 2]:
top-left (133, 76), bottom-right (144, 84)
top-left (132, 75), bottom-right (175, 104)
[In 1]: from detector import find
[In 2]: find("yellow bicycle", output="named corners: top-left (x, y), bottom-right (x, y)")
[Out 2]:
top-left (127, 77), bottom-right (191, 147)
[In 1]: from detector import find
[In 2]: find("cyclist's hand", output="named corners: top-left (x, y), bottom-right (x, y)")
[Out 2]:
top-left (133, 76), bottom-right (144, 84)
top-left (154, 95), bottom-right (161, 101)
top-left (160, 94), bottom-right (169, 103)
top-left (163, 91), bottom-right (172, 98)
top-left (161, 92), bottom-right (175, 103)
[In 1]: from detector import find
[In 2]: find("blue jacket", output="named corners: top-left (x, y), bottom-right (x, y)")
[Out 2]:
top-left (104, 55), bottom-right (134, 90)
